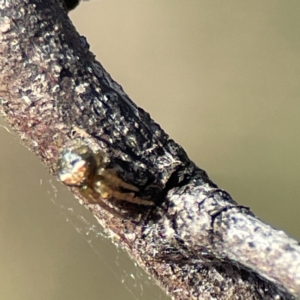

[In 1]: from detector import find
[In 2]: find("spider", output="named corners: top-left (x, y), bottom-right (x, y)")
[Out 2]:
top-left (57, 143), bottom-right (154, 206)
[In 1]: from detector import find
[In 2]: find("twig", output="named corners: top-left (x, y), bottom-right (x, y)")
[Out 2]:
top-left (0, 0), bottom-right (299, 299)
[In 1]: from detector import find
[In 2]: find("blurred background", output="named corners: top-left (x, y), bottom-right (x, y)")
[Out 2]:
top-left (1, 1), bottom-right (300, 299)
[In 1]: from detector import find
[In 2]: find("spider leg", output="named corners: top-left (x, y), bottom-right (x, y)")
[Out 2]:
top-left (95, 181), bottom-right (154, 206)
top-left (110, 190), bottom-right (155, 206)
top-left (90, 164), bottom-right (154, 206)
top-left (79, 186), bottom-right (123, 217)
top-left (100, 169), bottom-right (139, 192)
top-left (115, 177), bottom-right (139, 192)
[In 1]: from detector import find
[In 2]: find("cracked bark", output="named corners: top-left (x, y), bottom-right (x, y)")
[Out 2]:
top-left (0, 0), bottom-right (299, 299)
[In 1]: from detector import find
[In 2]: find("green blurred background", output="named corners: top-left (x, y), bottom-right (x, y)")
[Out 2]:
top-left (0, 1), bottom-right (299, 299)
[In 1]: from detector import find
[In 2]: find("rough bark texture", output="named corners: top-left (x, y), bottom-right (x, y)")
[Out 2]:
top-left (0, 0), bottom-right (299, 299)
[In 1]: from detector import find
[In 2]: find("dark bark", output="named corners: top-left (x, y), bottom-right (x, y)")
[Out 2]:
top-left (0, 0), bottom-right (299, 299)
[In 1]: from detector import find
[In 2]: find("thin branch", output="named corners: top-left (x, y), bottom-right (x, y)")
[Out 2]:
top-left (0, 1), bottom-right (299, 299)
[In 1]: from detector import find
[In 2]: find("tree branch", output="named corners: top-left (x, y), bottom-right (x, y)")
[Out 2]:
top-left (0, 1), bottom-right (299, 299)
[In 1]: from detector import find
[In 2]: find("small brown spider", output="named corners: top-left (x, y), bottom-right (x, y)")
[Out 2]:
top-left (57, 143), bottom-right (154, 206)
